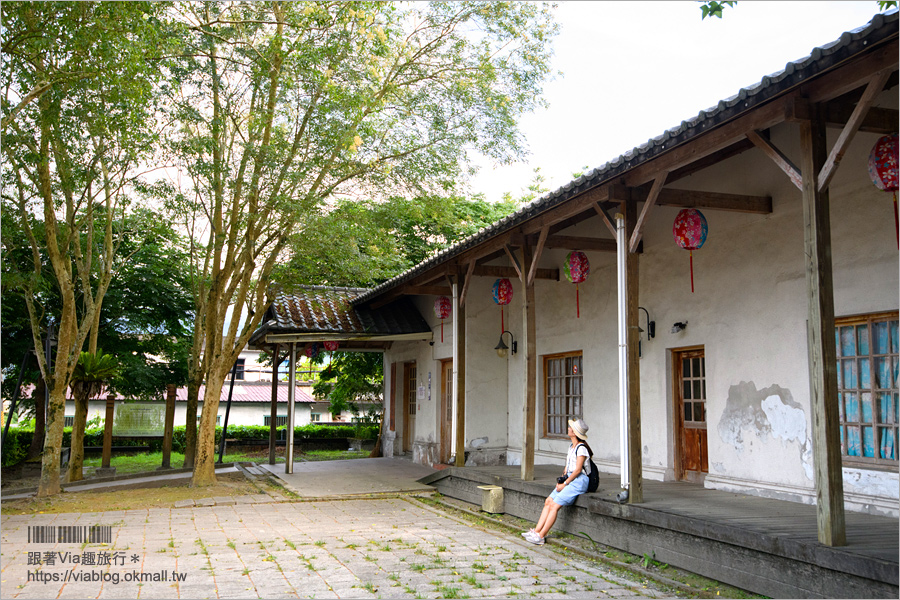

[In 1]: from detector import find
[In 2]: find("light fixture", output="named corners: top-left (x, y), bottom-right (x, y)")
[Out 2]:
top-left (495, 330), bottom-right (517, 358)
top-left (671, 321), bottom-right (688, 334)
top-left (639, 307), bottom-right (655, 339)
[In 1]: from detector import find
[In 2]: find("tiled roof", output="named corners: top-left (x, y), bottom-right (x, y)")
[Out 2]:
top-left (352, 10), bottom-right (898, 306)
top-left (249, 285), bottom-right (430, 343)
top-left (175, 381), bottom-right (317, 404)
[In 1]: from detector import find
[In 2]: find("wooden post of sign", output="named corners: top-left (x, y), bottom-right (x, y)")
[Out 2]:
top-left (799, 106), bottom-right (846, 547)
top-left (160, 384), bottom-right (176, 469)
top-left (521, 244), bottom-right (537, 481)
top-left (623, 191), bottom-right (644, 503)
top-left (269, 344), bottom-right (280, 465)
top-left (455, 271), bottom-right (467, 467)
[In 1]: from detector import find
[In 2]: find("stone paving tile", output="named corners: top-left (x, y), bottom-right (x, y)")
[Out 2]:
top-left (2, 496), bottom-right (671, 599)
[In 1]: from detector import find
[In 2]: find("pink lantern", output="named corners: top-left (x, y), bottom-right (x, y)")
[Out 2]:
top-left (323, 340), bottom-right (339, 352)
top-left (434, 296), bottom-right (452, 343)
top-left (868, 134), bottom-right (898, 246)
top-left (304, 342), bottom-right (319, 358)
top-left (492, 278), bottom-right (513, 332)
top-left (673, 209), bottom-right (708, 293)
top-left (564, 251), bottom-right (590, 318)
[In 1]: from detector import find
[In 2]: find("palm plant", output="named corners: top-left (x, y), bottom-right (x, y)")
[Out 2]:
top-left (66, 351), bottom-right (119, 482)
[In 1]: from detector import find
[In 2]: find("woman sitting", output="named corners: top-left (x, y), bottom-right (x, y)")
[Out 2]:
top-left (522, 418), bottom-right (591, 545)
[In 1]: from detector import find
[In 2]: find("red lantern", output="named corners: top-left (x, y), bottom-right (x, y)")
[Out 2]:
top-left (868, 134), bottom-right (899, 246)
top-left (564, 251), bottom-right (590, 318)
top-left (492, 278), bottom-right (513, 332)
top-left (673, 209), bottom-right (708, 293)
top-left (323, 340), bottom-right (339, 352)
top-left (434, 296), bottom-right (452, 343)
top-left (304, 343), bottom-right (319, 358)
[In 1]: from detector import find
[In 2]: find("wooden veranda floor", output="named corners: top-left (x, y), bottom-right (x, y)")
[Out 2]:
top-left (420, 465), bottom-right (899, 598)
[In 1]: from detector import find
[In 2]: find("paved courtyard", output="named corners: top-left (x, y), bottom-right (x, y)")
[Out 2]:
top-left (1, 496), bottom-right (668, 599)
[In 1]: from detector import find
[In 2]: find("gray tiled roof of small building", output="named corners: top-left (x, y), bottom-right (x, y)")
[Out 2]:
top-left (252, 285), bottom-right (431, 340)
top-left (352, 10), bottom-right (897, 306)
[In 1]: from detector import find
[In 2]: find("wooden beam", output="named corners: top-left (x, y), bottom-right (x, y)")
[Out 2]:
top-left (819, 69), bottom-right (893, 191)
top-left (622, 192), bottom-right (643, 504)
top-left (799, 38), bottom-right (898, 105)
top-left (511, 233), bottom-right (617, 252)
top-left (405, 285), bottom-right (452, 296)
top-left (520, 186), bottom-right (611, 235)
top-left (822, 101), bottom-right (899, 134)
top-left (629, 172), bottom-right (667, 253)
top-left (593, 202), bottom-right (618, 237)
top-left (799, 107), bottom-right (846, 547)
top-left (746, 130), bottom-right (803, 190)
top-left (521, 244), bottom-right (537, 482)
top-left (656, 187), bottom-right (774, 213)
top-left (527, 226), bottom-right (549, 287)
top-left (454, 273), bottom-right (466, 467)
top-left (458, 261), bottom-right (475, 308)
top-left (504, 245), bottom-right (523, 281)
top-left (472, 265), bottom-right (559, 280)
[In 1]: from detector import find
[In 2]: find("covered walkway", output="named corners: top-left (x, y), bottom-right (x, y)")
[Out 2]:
top-left (422, 464), bottom-right (899, 599)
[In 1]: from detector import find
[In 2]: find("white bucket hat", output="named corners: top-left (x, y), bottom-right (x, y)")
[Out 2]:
top-left (568, 418), bottom-right (589, 440)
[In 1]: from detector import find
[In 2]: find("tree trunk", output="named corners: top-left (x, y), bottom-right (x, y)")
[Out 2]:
top-left (37, 386), bottom-right (66, 497)
top-left (65, 392), bottom-right (89, 482)
top-left (191, 376), bottom-right (224, 486)
top-left (369, 407), bottom-right (385, 458)
top-left (27, 378), bottom-right (47, 461)
top-left (183, 378), bottom-right (201, 469)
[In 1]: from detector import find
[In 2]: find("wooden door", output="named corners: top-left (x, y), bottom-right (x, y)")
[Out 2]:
top-left (675, 348), bottom-right (708, 481)
top-left (402, 362), bottom-right (416, 453)
top-left (439, 359), bottom-right (453, 463)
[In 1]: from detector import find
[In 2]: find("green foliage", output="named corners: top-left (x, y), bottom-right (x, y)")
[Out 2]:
top-left (313, 352), bottom-right (383, 417)
top-left (699, 1), bottom-right (737, 20)
top-left (877, 1), bottom-right (898, 10)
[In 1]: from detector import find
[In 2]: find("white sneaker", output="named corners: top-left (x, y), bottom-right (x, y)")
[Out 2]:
top-left (521, 528), bottom-right (536, 539)
top-left (527, 533), bottom-right (545, 545)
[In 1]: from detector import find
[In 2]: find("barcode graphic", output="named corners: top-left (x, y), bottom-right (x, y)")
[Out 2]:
top-left (28, 526), bottom-right (112, 544)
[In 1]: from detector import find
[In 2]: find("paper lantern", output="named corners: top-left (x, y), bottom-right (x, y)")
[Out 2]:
top-left (492, 278), bottom-right (513, 332)
top-left (564, 251), bottom-right (590, 318)
top-left (868, 134), bottom-right (898, 246)
top-left (304, 342), bottom-right (319, 359)
top-left (673, 209), bottom-right (708, 293)
top-left (323, 340), bottom-right (339, 352)
top-left (434, 296), bottom-right (452, 343)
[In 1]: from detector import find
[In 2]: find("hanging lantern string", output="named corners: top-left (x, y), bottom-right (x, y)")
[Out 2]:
top-left (689, 250), bottom-right (695, 294)
top-left (501, 306), bottom-right (504, 333)
top-left (441, 318), bottom-right (444, 343)
top-left (894, 191), bottom-right (898, 248)
top-left (576, 283), bottom-right (580, 319)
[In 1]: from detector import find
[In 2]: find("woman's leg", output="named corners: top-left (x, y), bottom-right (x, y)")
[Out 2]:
top-left (535, 501), bottom-right (562, 538)
top-left (533, 495), bottom-right (555, 531)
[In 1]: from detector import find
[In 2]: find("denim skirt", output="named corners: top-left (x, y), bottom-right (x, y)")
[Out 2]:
top-left (548, 472), bottom-right (588, 506)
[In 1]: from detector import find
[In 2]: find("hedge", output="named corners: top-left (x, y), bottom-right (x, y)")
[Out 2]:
top-left (1, 423), bottom-right (379, 467)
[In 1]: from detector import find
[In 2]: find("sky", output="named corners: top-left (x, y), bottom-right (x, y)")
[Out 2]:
top-left (468, 1), bottom-right (890, 203)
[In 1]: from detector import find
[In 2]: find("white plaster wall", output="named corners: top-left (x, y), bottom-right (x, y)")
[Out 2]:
top-left (384, 99), bottom-right (899, 514)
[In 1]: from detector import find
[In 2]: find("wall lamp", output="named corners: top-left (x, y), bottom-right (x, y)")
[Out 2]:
top-left (638, 307), bottom-right (655, 359)
top-left (495, 330), bottom-right (517, 358)
top-left (671, 321), bottom-right (688, 334)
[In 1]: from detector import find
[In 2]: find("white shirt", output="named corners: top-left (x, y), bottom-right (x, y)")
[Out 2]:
top-left (565, 443), bottom-right (590, 476)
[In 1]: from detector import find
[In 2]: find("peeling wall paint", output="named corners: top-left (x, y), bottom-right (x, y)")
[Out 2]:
top-left (718, 382), bottom-right (813, 480)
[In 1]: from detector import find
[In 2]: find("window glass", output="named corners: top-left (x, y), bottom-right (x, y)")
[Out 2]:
top-left (543, 352), bottom-right (583, 438)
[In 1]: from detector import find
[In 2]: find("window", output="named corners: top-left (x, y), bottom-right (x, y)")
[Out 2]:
top-left (263, 415), bottom-right (289, 427)
top-left (64, 416), bottom-right (75, 428)
top-left (543, 352), bottom-right (583, 438)
top-left (310, 413), bottom-right (321, 422)
top-left (836, 312), bottom-right (898, 468)
top-left (233, 358), bottom-right (246, 381)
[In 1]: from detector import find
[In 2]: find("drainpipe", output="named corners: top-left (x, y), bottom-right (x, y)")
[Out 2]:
top-left (286, 342), bottom-right (296, 474)
top-left (616, 213), bottom-right (630, 497)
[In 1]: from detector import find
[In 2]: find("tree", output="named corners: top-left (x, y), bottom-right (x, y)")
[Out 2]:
top-left (163, 1), bottom-right (558, 486)
top-left (1, 1), bottom-right (167, 495)
top-left (66, 350), bottom-right (119, 482)
top-left (313, 352), bottom-right (383, 419)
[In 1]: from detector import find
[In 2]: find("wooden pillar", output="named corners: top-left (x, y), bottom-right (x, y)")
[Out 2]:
top-left (521, 244), bottom-right (537, 481)
top-left (160, 384), bottom-right (176, 469)
top-left (799, 107), bottom-right (846, 546)
top-left (101, 395), bottom-right (115, 469)
top-left (622, 192), bottom-right (644, 503)
top-left (455, 273), bottom-right (467, 467)
top-left (269, 344), bottom-right (280, 465)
